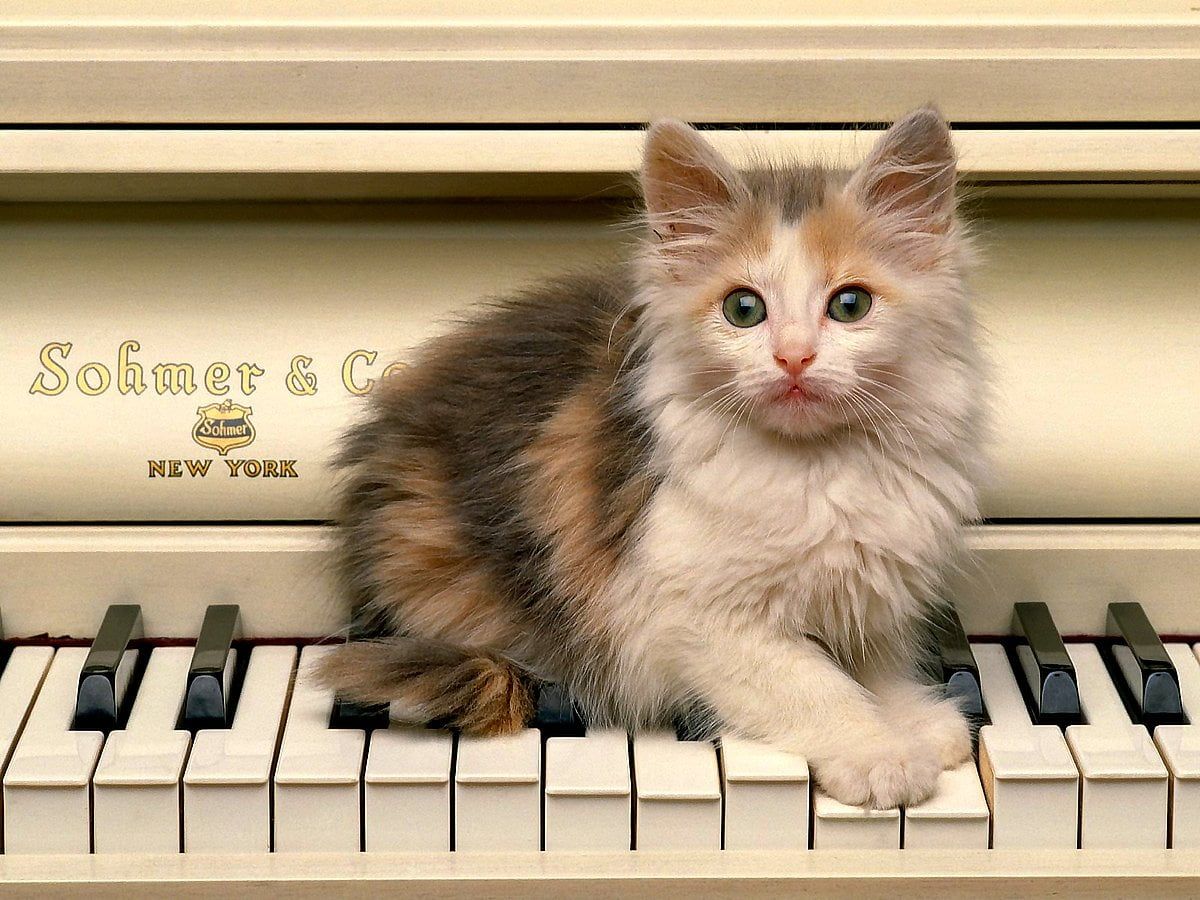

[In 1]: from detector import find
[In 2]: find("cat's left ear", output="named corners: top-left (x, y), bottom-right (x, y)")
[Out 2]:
top-left (847, 106), bottom-right (957, 233)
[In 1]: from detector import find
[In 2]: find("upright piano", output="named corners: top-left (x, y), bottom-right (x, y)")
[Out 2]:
top-left (1, 1), bottom-right (1199, 894)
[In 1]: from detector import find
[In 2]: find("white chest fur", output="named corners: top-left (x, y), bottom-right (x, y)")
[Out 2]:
top-left (621, 415), bottom-right (971, 663)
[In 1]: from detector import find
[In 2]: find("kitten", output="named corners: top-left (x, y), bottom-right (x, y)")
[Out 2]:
top-left (318, 106), bottom-right (988, 809)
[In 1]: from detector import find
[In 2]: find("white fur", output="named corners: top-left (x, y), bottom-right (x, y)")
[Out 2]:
top-left (598, 119), bottom-right (990, 808)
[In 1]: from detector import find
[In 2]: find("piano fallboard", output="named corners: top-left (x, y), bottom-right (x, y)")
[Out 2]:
top-left (3, 195), bottom-right (1199, 523)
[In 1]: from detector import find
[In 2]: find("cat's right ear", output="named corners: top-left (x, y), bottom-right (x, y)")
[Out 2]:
top-left (640, 120), bottom-right (741, 246)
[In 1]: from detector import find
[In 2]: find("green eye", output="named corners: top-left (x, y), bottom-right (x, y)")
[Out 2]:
top-left (827, 287), bottom-right (873, 323)
top-left (722, 289), bottom-right (767, 328)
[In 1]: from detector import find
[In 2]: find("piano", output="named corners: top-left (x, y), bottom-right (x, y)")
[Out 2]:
top-left (1, 0), bottom-right (1199, 893)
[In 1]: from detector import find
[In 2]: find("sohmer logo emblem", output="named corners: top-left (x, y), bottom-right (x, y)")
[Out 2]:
top-left (192, 400), bottom-right (255, 455)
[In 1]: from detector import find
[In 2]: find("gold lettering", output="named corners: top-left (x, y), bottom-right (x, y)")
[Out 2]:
top-left (237, 363), bottom-right (265, 395)
top-left (243, 460), bottom-right (262, 477)
top-left (148, 460), bottom-right (167, 478)
top-left (263, 460), bottom-right (280, 477)
top-left (168, 460), bottom-right (183, 477)
top-left (225, 459), bottom-right (244, 477)
top-left (76, 362), bottom-right (112, 396)
top-left (204, 362), bottom-right (231, 396)
top-left (184, 459), bottom-right (212, 477)
top-left (341, 349), bottom-right (377, 395)
top-left (152, 362), bottom-right (197, 396)
top-left (382, 361), bottom-right (407, 380)
top-left (29, 342), bottom-right (72, 396)
top-left (280, 459), bottom-right (298, 478)
top-left (117, 340), bottom-right (146, 395)
top-left (286, 355), bottom-right (318, 396)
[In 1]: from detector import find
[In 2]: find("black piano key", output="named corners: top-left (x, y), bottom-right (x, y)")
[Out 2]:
top-left (329, 624), bottom-right (393, 730)
top-left (182, 604), bottom-right (242, 730)
top-left (673, 700), bottom-right (721, 743)
top-left (531, 682), bottom-right (587, 737)
top-left (0, 607), bottom-right (10, 674)
top-left (72, 604), bottom-right (143, 732)
top-left (933, 605), bottom-right (984, 721)
top-left (329, 697), bottom-right (391, 731)
top-left (1106, 601), bottom-right (1184, 729)
top-left (1011, 602), bottom-right (1081, 727)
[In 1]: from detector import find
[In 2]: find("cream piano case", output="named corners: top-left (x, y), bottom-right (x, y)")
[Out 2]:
top-left (1, 1), bottom-right (1199, 895)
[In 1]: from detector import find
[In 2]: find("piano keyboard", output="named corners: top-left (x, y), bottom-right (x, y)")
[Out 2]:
top-left (1, 600), bottom-right (1199, 856)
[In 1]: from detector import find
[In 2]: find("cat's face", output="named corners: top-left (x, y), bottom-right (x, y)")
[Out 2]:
top-left (637, 109), bottom-right (972, 441)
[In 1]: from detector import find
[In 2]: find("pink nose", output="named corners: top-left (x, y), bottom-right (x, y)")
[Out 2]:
top-left (774, 352), bottom-right (816, 377)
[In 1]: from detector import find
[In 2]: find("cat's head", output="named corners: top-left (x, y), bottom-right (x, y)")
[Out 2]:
top-left (634, 107), bottom-right (978, 441)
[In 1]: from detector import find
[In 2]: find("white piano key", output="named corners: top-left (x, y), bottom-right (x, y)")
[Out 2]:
top-left (4, 647), bottom-right (124, 854)
top-left (719, 736), bottom-right (809, 851)
top-left (184, 645), bottom-right (296, 853)
top-left (1064, 642), bottom-right (1168, 849)
top-left (454, 728), bottom-right (541, 852)
top-left (811, 790), bottom-right (899, 849)
top-left (903, 762), bottom-right (990, 849)
top-left (973, 642), bottom-right (1079, 849)
top-left (93, 646), bottom-right (193, 853)
top-left (632, 731), bottom-right (721, 850)
top-left (0, 647), bottom-right (55, 852)
top-left (1152, 644), bottom-right (1200, 848)
top-left (0, 649), bottom-right (55, 769)
top-left (273, 644), bottom-right (367, 853)
top-left (364, 724), bottom-right (454, 852)
top-left (543, 729), bottom-right (631, 851)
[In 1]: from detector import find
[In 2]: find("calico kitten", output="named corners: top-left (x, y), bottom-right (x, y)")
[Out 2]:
top-left (318, 106), bottom-right (988, 808)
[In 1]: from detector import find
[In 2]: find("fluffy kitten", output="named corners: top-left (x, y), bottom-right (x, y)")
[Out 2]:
top-left (319, 106), bottom-right (988, 808)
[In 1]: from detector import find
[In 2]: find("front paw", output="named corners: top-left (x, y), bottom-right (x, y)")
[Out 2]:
top-left (812, 734), bottom-right (943, 809)
top-left (886, 697), bottom-right (972, 770)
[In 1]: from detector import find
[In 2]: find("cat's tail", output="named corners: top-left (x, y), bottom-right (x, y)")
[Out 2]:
top-left (312, 636), bottom-right (536, 735)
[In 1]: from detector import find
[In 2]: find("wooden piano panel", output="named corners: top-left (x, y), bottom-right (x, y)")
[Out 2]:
top-left (2, 197), bottom-right (1198, 521)
top-left (1, 521), bottom-right (1200, 640)
top-left (0, 846), bottom-right (1197, 896)
top-left (1, 1), bottom-right (1197, 124)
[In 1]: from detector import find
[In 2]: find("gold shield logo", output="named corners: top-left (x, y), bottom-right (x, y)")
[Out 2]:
top-left (193, 400), bottom-right (255, 455)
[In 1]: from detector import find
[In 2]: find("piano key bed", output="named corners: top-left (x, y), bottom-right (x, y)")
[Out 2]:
top-left (1, 599), bottom-right (1200, 884)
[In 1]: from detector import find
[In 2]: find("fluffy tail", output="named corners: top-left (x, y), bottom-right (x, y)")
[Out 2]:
top-left (313, 637), bottom-right (536, 735)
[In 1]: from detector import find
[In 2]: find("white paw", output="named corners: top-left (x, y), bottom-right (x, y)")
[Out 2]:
top-left (812, 733), bottom-right (943, 809)
top-left (886, 697), bottom-right (973, 770)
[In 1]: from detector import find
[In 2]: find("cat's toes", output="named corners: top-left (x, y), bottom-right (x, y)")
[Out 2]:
top-left (926, 702), bottom-right (973, 768)
top-left (884, 697), bottom-right (973, 770)
top-left (911, 700), bottom-right (973, 769)
top-left (813, 736), bottom-right (942, 809)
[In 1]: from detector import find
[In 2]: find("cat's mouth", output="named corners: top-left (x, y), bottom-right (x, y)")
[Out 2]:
top-left (774, 382), bottom-right (821, 405)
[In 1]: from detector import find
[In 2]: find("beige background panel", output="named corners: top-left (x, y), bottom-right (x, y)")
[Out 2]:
top-left (1, 524), bottom-right (1198, 640)
top-left (975, 200), bottom-right (1200, 517)
top-left (3, 198), bottom-right (1199, 521)
top-left (1, 2), bottom-right (1197, 123)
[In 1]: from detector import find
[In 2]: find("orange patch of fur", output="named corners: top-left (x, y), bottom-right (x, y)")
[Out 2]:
top-left (684, 202), bottom-right (775, 328)
top-left (523, 376), bottom-right (652, 608)
top-left (368, 449), bottom-right (519, 648)
top-left (799, 193), bottom-right (907, 300)
top-left (315, 640), bottom-right (534, 735)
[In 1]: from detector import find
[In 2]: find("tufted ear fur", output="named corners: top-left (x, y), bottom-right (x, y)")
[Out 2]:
top-left (640, 120), bottom-right (743, 247)
top-left (847, 106), bottom-right (958, 234)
